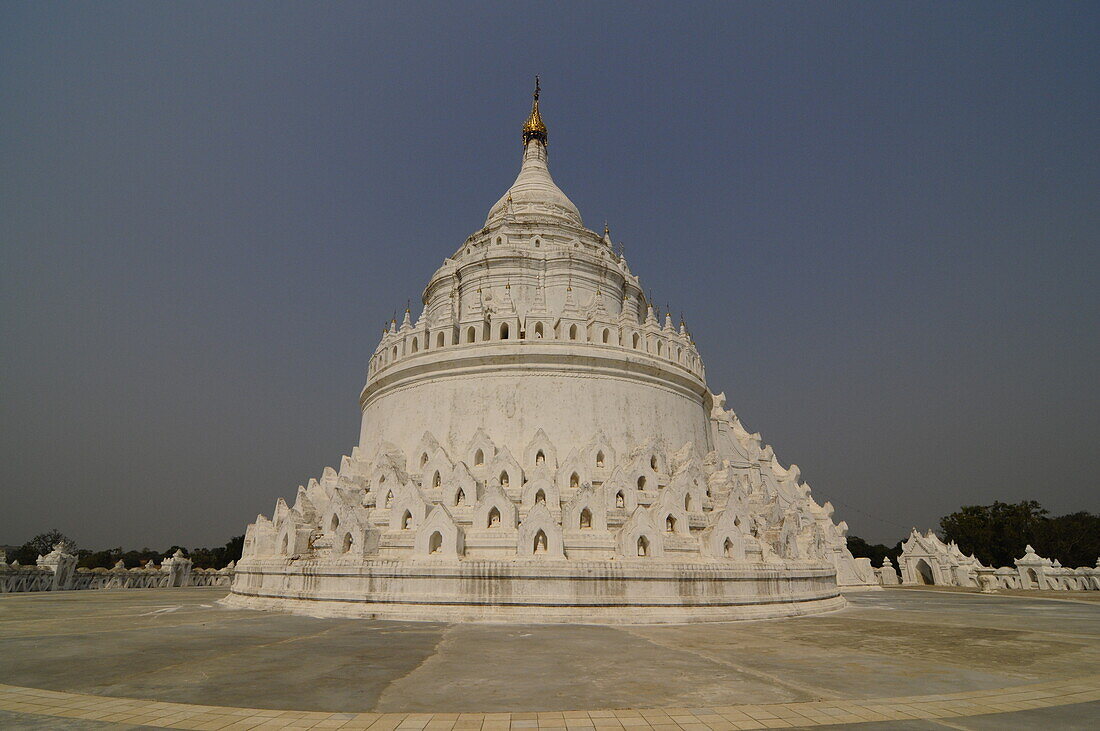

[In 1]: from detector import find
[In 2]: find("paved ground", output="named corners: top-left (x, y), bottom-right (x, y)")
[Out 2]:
top-left (0, 586), bottom-right (1097, 728)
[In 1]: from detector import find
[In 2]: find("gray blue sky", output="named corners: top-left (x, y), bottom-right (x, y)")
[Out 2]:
top-left (2, 2), bottom-right (1097, 549)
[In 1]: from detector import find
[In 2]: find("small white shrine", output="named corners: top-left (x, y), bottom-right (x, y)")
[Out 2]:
top-left (896, 529), bottom-right (1099, 591)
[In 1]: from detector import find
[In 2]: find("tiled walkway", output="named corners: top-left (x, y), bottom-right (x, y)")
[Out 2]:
top-left (1, 675), bottom-right (1098, 730)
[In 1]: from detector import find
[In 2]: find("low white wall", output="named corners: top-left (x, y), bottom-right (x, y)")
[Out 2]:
top-left (0, 550), bottom-right (234, 594)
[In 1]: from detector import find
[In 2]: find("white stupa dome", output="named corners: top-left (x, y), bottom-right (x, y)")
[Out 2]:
top-left (225, 80), bottom-right (876, 624)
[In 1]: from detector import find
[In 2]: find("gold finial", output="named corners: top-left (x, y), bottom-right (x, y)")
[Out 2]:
top-left (604, 221), bottom-right (610, 237)
top-left (522, 76), bottom-right (548, 146)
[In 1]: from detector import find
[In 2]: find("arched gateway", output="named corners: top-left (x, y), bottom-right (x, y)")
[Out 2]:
top-left (915, 559), bottom-right (935, 585)
top-left (225, 81), bottom-right (867, 622)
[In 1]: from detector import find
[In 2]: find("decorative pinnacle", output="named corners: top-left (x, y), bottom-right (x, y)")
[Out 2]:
top-left (604, 221), bottom-right (610, 237)
top-left (522, 76), bottom-right (548, 146)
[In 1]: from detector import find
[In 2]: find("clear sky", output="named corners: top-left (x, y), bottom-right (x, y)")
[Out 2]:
top-left (2, 2), bottom-right (1097, 550)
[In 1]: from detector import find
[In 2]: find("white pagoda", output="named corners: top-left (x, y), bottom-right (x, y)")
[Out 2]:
top-left (226, 81), bottom-right (875, 623)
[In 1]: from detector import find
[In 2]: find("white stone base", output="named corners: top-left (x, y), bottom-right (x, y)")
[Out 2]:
top-left (221, 558), bottom-right (846, 624)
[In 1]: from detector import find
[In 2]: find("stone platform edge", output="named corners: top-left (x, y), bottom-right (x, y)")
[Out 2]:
top-left (1, 675), bottom-right (1098, 729)
top-left (219, 590), bottom-right (847, 623)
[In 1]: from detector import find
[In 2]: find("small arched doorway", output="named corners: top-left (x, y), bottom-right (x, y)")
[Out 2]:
top-left (915, 558), bottom-right (935, 585)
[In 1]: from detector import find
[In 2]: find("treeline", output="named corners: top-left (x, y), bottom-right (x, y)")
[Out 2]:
top-left (6, 530), bottom-right (244, 570)
top-left (847, 501), bottom-right (1100, 569)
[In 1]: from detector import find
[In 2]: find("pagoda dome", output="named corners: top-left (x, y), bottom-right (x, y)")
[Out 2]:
top-left (225, 80), bottom-right (877, 625)
top-left (484, 79), bottom-right (583, 229)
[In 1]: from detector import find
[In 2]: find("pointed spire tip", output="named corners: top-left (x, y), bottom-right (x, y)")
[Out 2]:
top-left (522, 76), bottom-right (548, 147)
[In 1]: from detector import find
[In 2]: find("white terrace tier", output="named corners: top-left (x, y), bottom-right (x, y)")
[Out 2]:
top-left (231, 400), bottom-right (870, 620)
top-left (243, 424), bottom-right (854, 563)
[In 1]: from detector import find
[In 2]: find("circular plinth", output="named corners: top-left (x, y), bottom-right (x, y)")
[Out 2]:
top-left (223, 558), bottom-right (843, 622)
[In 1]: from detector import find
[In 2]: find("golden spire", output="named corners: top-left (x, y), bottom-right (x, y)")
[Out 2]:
top-left (521, 76), bottom-right (548, 146)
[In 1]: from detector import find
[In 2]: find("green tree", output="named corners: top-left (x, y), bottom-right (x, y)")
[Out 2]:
top-left (846, 536), bottom-right (903, 568)
top-left (187, 536), bottom-right (243, 569)
top-left (224, 535), bottom-right (244, 564)
top-left (939, 501), bottom-right (1099, 568)
top-left (1037, 511), bottom-right (1100, 568)
top-left (120, 548), bottom-right (163, 568)
top-left (69, 536), bottom-right (245, 571)
top-left (940, 501), bottom-right (1048, 567)
top-left (77, 547), bottom-right (122, 569)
